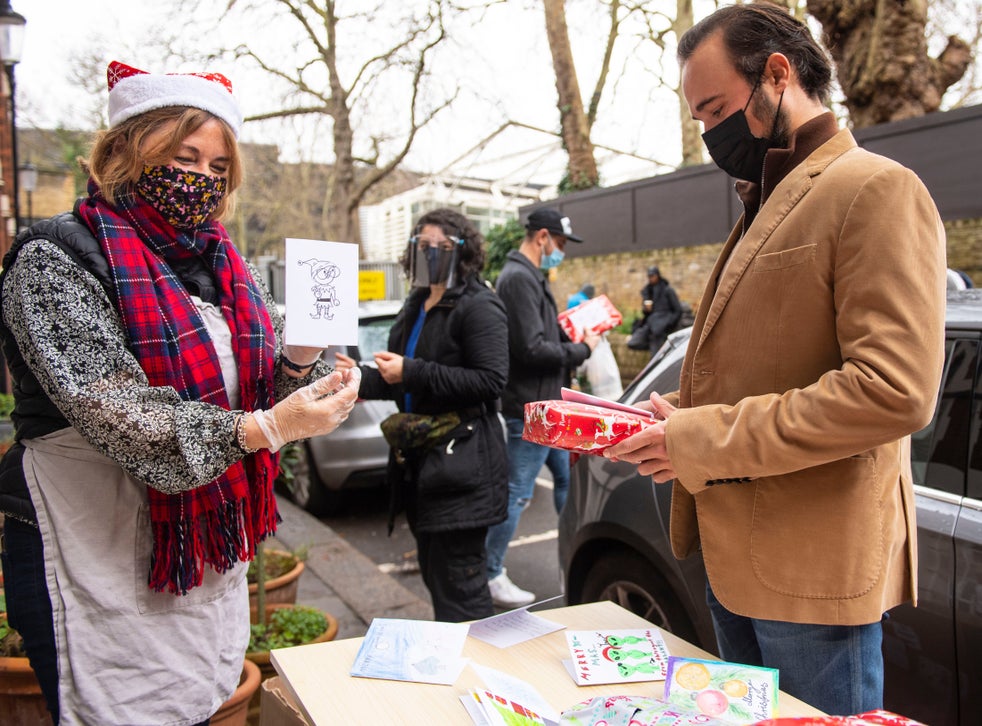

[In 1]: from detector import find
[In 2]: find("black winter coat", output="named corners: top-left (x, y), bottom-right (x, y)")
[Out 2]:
top-left (357, 275), bottom-right (509, 533)
top-left (496, 250), bottom-right (591, 419)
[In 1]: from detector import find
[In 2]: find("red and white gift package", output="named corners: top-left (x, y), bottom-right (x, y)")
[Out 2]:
top-left (557, 294), bottom-right (623, 343)
top-left (523, 397), bottom-right (656, 455)
top-left (753, 711), bottom-right (927, 726)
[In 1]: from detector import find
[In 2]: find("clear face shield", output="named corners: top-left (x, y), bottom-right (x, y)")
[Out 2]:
top-left (408, 234), bottom-right (464, 288)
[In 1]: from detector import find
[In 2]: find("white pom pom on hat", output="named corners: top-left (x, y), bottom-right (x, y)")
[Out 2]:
top-left (106, 60), bottom-right (243, 137)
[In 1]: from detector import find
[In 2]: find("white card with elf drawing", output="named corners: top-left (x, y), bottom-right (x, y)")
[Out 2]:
top-left (283, 238), bottom-right (359, 347)
top-left (563, 628), bottom-right (670, 685)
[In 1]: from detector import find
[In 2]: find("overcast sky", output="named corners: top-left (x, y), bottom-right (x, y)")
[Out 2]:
top-left (15, 0), bottom-right (691, 189)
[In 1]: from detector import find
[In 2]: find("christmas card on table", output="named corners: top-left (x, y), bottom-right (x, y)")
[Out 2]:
top-left (563, 628), bottom-right (670, 685)
top-left (663, 656), bottom-right (778, 724)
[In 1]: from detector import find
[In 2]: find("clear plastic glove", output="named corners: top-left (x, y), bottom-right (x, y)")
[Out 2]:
top-left (251, 367), bottom-right (361, 452)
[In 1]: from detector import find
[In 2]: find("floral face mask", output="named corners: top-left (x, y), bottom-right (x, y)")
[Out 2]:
top-left (135, 164), bottom-right (228, 230)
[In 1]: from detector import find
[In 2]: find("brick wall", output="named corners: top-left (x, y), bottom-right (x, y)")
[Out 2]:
top-left (945, 217), bottom-right (982, 286)
top-left (556, 217), bottom-right (982, 382)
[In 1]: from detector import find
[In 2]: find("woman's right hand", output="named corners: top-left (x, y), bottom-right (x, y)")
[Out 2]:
top-left (334, 351), bottom-right (358, 372)
top-left (248, 368), bottom-right (362, 451)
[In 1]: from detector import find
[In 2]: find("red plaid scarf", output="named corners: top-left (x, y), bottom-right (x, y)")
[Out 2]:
top-left (76, 180), bottom-right (278, 595)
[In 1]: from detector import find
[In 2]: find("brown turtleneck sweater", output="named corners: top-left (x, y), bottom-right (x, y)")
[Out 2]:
top-left (735, 111), bottom-right (839, 229)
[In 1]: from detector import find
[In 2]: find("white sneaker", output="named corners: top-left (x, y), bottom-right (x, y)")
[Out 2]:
top-left (488, 569), bottom-right (535, 608)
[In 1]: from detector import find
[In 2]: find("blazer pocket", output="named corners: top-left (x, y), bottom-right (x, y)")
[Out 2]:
top-left (749, 455), bottom-right (881, 599)
top-left (753, 243), bottom-right (817, 272)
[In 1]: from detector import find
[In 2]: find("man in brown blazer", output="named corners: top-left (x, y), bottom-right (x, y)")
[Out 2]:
top-left (605, 2), bottom-right (947, 716)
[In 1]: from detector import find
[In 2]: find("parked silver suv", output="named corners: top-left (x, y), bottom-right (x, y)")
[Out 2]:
top-left (559, 289), bottom-right (982, 725)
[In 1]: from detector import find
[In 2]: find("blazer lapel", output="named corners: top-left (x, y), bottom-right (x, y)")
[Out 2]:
top-left (694, 130), bottom-right (858, 350)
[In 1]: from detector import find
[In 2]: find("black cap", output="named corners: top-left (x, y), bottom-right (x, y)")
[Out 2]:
top-left (525, 208), bottom-right (583, 243)
top-left (647, 266), bottom-right (660, 277)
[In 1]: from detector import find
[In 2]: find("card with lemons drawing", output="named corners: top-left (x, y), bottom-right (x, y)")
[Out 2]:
top-left (663, 656), bottom-right (778, 724)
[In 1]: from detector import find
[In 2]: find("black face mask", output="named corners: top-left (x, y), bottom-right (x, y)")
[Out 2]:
top-left (702, 80), bottom-right (782, 182)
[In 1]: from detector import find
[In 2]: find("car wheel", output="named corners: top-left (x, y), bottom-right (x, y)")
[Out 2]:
top-left (580, 550), bottom-right (698, 643)
top-left (288, 444), bottom-right (345, 517)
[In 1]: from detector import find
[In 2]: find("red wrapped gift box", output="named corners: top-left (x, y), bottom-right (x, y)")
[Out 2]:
top-left (523, 399), bottom-right (656, 455)
top-left (558, 294), bottom-right (623, 343)
top-left (753, 710), bottom-right (927, 726)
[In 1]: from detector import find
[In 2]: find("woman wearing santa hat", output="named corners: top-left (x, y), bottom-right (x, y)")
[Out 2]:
top-left (0, 61), bottom-right (360, 724)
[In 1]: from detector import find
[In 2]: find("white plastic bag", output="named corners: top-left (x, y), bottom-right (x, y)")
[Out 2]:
top-left (583, 335), bottom-right (623, 400)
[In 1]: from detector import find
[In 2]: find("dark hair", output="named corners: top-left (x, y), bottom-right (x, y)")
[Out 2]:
top-left (677, 2), bottom-right (832, 104)
top-left (399, 207), bottom-right (486, 282)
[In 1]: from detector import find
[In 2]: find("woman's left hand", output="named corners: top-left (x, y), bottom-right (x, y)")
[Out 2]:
top-left (374, 351), bottom-right (404, 384)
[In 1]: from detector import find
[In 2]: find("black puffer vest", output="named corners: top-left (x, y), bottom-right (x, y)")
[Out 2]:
top-left (0, 212), bottom-right (110, 523)
top-left (0, 209), bottom-right (217, 523)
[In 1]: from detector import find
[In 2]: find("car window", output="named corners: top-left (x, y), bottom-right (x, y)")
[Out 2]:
top-left (911, 336), bottom-right (975, 496)
top-left (356, 316), bottom-right (397, 362)
top-left (622, 328), bottom-right (690, 404)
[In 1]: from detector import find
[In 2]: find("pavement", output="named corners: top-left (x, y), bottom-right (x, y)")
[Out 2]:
top-left (265, 495), bottom-right (434, 640)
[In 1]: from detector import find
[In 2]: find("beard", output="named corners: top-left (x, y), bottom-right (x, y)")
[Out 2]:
top-left (751, 91), bottom-right (791, 148)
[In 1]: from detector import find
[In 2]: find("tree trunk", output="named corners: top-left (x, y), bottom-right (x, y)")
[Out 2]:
top-left (675, 0), bottom-right (703, 166)
top-left (543, 0), bottom-right (599, 190)
top-left (807, 0), bottom-right (971, 128)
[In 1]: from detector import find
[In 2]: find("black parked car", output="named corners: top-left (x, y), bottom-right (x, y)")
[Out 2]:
top-left (558, 289), bottom-right (982, 725)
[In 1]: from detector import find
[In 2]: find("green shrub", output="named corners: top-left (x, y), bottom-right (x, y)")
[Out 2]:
top-left (248, 605), bottom-right (328, 652)
top-left (0, 393), bottom-right (14, 419)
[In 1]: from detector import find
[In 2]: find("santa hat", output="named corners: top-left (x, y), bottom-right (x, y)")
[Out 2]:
top-left (106, 60), bottom-right (243, 137)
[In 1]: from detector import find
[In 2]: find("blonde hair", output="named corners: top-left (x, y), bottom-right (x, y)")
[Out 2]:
top-left (86, 106), bottom-right (243, 221)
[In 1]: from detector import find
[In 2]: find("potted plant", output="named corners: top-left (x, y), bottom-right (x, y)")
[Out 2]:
top-left (244, 542), bottom-right (338, 722)
top-left (1, 571), bottom-right (54, 725)
top-left (247, 545), bottom-right (307, 608)
top-left (1, 538), bottom-right (260, 726)
top-left (209, 658), bottom-right (260, 726)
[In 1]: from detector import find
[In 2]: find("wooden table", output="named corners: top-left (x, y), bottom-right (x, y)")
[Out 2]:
top-left (270, 600), bottom-right (827, 724)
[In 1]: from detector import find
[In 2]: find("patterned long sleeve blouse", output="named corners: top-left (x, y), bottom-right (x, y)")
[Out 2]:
top-left (1, 239), bottom-right (327, 494)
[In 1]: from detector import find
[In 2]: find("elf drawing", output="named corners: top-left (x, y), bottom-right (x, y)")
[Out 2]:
top-left (299, 258), bottom-right (341, 320)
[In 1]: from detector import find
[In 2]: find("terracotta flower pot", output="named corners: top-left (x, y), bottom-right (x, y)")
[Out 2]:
top-left (210, 658), bottom-right (261, 726)
top-left (244, 603), bottom-right (338, 723)
top-left (0, 652), bottom-right (53, 725)
top-left (248, 550), bottom-right (305, 608)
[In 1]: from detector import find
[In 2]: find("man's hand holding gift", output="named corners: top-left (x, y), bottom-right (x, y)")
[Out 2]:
top-left (603, 392), bottom-right (677, 483)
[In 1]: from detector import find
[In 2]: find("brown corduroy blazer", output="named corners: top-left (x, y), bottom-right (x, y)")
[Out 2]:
top-left (664, 129), bottom-right (947, 626)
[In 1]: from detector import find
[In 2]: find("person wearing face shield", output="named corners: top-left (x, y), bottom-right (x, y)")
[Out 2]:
top-left (0, 61), bottom-right (360, 724)
top-left (602, 2), bottom-right (946, 715)
top-left (334, 208), bottom-right (509, 622)
top-left (483, 208), bottom-right (601, 608)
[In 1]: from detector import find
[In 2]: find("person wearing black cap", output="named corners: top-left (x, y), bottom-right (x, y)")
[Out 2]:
top-left (628, 265), bottom-right (682, 354)
top-left (485, 207), bottom-right (600, 607)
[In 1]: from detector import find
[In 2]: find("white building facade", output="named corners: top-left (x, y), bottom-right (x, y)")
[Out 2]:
top-left (359, 174), bottom-right (549, 262)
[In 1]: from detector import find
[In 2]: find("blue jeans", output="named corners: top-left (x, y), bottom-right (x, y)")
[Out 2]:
top-left (545, 446), bottom-right (570, 514)
top-left (706, 583), bottom-right (883, 716)
top-left (485, 417), bottom-right (550, 580)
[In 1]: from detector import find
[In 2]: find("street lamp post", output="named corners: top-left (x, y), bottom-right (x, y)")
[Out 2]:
top-left (1, 0), bottom-right (26, 236)
top-left (18, 159), bottom-right (35, 228)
